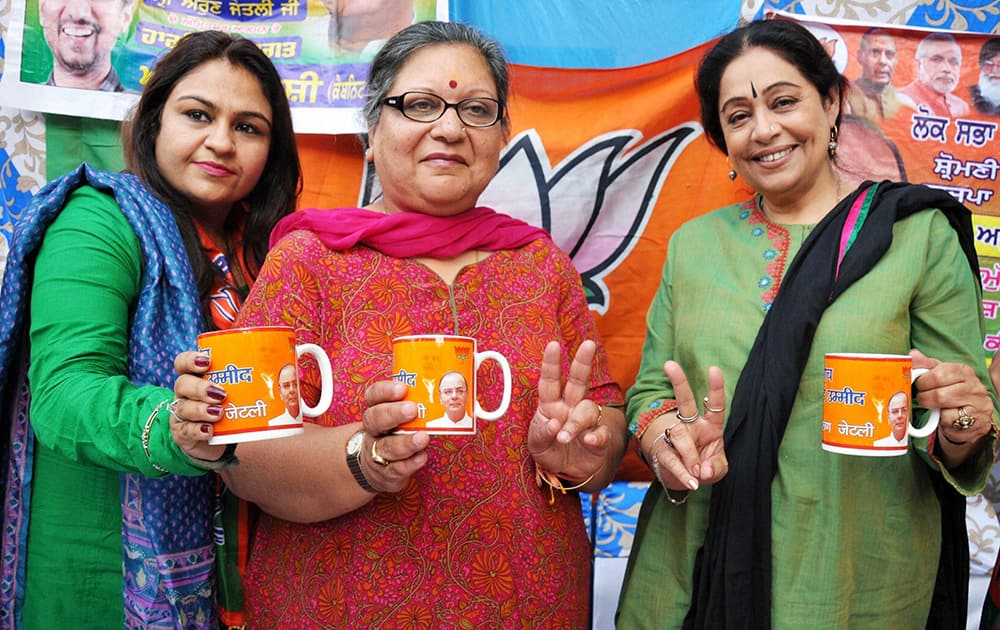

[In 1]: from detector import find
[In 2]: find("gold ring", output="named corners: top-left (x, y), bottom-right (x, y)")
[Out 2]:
top-left (953, 407), bottom-right (977, 430)
top-left (663, 421), bottom-right (682, 447)
top-left (676, 407), bottom-right (699, 423)
top-left (371, 438), bottom-right (391, 466)
top-left (703, 396), bottom-right (725, 414)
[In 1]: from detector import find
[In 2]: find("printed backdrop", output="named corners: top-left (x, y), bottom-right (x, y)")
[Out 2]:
top-left (3, 0), bottom-right (1000, 476)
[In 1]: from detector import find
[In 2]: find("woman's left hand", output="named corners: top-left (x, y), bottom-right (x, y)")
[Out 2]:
top-left (527, 340), bottom-right (611, 481)
top-left (910, 348), bottom-right (996, 457)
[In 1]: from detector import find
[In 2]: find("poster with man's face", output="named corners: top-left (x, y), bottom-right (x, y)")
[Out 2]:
top-left (3, 0), bottom-right (442, 132)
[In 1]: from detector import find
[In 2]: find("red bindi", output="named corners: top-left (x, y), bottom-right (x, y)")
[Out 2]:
top-left (449, 80), bottom-right (458, 88)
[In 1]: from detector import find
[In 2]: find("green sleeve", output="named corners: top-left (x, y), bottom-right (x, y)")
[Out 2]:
top-left (909, 210), bottom-right (999, 493)
top-left (626, 231), bottom-right (677, 435)
top-left (28, 186), bottom-right (205, 476)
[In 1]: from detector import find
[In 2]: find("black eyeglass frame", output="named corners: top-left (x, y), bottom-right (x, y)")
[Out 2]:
top-left (381, 91), bottom-right (504, 128)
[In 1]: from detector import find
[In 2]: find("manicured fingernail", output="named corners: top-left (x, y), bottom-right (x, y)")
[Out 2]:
top-left (688, 479), bottom-right (699, 491)
top-left (194, 355), bottom-right (210, 367)
top-left (206, 405), bottom-right (222, 417)
top-left (207, 386), bottom-right (227, 401)
top-left (200, 424), bottom-right (211, 434)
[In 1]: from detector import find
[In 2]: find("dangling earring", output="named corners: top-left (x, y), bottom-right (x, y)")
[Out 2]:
top-left (728, 169), bottom-right (737, 181)
top-left (828, 124), bottom-right (839, 158)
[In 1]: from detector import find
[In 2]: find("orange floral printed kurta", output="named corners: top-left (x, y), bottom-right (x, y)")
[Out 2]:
top-left (236, 229), bottom-right (623, 628)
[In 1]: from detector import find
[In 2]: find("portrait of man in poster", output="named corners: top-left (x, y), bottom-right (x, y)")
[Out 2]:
top-left (37, 0), bottom-right (136, 91)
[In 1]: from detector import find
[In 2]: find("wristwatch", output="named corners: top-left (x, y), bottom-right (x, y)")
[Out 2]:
top-left (346, 430), bottom-right (378, 493)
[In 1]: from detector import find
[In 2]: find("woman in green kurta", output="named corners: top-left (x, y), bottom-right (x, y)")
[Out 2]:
top-left (616, 20), bottom-right (998, 629)
top-left (0, 32), bottom-right (301, 628)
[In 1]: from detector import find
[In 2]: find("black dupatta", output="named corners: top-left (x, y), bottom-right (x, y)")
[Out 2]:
top-left (683, 181), bottom-right (979, 630)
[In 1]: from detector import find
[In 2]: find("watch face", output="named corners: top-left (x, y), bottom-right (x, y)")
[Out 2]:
top-left (347, 431), bottom-right (364, 455)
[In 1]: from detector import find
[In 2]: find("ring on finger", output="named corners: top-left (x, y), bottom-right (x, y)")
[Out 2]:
top-left (664, 420), bottom-right (682, 447)
top-left (167, 399), bottom-right (188, 423)
top-left (676, 407), bottom-right (699, 423)
top-left (953, 406), bottom-right (977, 431)
top-left (703, 396), bottom-right (725, 414)
top-left (371, 438), bottom-right (392, 466)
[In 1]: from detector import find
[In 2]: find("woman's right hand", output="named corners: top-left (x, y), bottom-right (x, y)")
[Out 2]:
top-left (358, 380), bottom-right (431, 493)
top-left (641, 360), bottom-right (728, 491)
top-left (170, 351), bottom-right (230, 463)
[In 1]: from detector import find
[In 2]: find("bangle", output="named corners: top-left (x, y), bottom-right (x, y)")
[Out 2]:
top-left (637, 411), bottom-right (676, 464)
top-left (142, 399), bottom-right (170, 473)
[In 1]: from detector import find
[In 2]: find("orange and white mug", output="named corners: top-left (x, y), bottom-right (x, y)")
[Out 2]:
top-left (197, 326), bottom-right (333, 445)
top-left (821, 353), bottom-right (940, 456)
top-left (392, 335), bottom-right (512, 434)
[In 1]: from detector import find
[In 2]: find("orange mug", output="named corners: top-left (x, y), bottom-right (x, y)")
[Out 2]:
top-left (197, 326), bottom-right (333, 445)
top-left (821, 353), bottom-right (940, 456)
top-left (392, 335), bottom-right (512, 434)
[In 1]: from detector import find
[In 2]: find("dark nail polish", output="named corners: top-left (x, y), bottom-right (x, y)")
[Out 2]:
top-left (200, 424), bottom-right (211, 434)
top-left (194, 355), bottom-right (211, 367)
top-left (207, 386), bottom-right (227, 401)
top-left (207, 405), bottom-right (223, 417)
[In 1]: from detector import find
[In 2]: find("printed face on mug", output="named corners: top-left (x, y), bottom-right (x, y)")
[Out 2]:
top-left (391, 335), bottom-right (512, 434)
top-left (821, 353), bottom-right (940, 456)
top-left (197, 326), bottom-right (333, 444)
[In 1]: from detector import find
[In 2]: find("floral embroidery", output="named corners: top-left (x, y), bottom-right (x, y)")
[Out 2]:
top-left (743, 198), bottom-right (791, 310)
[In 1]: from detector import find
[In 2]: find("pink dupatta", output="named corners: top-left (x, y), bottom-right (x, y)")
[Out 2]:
top-left (269, 206), bottom-right (550, 257)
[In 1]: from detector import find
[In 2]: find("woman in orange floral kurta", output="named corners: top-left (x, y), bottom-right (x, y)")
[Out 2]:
top-left (170, 21), bottom-right (626, 629)
top-left (235, 230), bottom-right (622, 628)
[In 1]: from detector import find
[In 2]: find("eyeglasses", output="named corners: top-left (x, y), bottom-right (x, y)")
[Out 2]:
top-left (382, 91), bottom-right (503, 127)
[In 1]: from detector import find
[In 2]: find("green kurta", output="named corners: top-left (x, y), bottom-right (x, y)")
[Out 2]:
top-left (617, 199), bottom-right (997, 629)
top-left (23, 187), bottom-right (205, 627)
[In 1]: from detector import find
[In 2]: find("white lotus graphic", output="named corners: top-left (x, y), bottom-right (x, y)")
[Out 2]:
top-left (482, 125), bottom-right (700, 313)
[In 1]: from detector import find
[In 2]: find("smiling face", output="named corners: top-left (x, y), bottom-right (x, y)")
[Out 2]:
top-left (38, 0), bottom-right (134, 88)
top-left (717, 46), bottom-right (840, 210)
top-left (858, 34), bottom-right (898, 88)
top-left (439, 372), bottom-right (469, 421)
top-left (154, 59), bottom-right (272, 227)
top-left (367, 42), bottom-right (504, 217)
top-left (916, 39), bottom-right (962, 95)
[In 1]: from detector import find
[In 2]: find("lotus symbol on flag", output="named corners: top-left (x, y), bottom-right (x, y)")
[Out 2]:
top-left (479, 125), bottom-right (700, 314)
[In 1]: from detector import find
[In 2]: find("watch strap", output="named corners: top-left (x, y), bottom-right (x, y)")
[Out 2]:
top-left (347, 431), bottom-right (378, 493)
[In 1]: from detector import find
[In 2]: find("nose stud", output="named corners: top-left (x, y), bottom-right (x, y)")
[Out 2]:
top-left (770, 124), bottom-right (777, 132)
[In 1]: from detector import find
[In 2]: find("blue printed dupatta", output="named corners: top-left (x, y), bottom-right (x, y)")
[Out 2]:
top-left (0, 164), bottom-right (216, 628)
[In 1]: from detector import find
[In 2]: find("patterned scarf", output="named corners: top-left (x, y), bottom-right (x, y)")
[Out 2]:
top-left (0, 164), bottom-right (216, 628)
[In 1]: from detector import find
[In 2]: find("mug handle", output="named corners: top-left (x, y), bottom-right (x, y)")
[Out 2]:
top-left (906, 367), bottom-right (940, 439)
top-left (296, 343), bottom-right (334, 417)
top-left (474, 350), bottom-right (511, 421)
